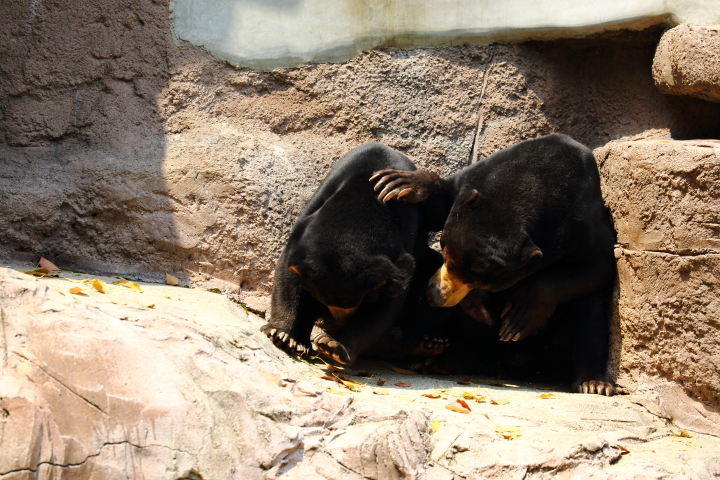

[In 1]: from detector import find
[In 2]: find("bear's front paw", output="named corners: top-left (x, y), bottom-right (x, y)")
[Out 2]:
top-left (404, 334), bottom-right (450, 357)
top-left (572, 379), bottom-right (615, 396)
top-left (369, 169), bottom-right (436, 203)
top-left (260, 324), bottom-right (309, 355)
top-left (311, 330), bottom-right (354, 365)
top-left (498, 296), bottom-right (556, 342)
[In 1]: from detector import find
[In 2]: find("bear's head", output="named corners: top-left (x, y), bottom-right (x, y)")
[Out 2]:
top-left (427, 188), bottom-right (543, 307)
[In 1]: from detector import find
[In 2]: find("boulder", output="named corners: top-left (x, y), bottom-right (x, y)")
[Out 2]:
top-left (653, 25), bottom-right (720, 103)
top-left (596, 139), bottom-right (720, 409)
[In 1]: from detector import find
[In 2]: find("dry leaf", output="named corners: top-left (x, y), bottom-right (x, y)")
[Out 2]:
top-left (475, 396), bottom-right (486, 403)
top-left (495, 426), bottom-right (521, 440)
top-left (39, 257), bottom-right (59, 271)
top-left (165, 272), bottom-right (179, 286)
top-left (69, 287), bottom-right (83, 295)
top-left (430, 420), bottom-right (442, 432)
top-left (376, 380), bottom-right (386, 386)
top-left (462, 392), bottom-right (476, 400)
top-left (616, 444), bottom-right (630, 455)
top-left (395, 396), bottom-right (416, 402)
top-left (457, 377), bottom-right (473, 385)
top-left (445, 403), bottom-right (470, 414)
top-left (538, 393), bottom-right (555, 399)
top-left (91, 279), bottom-right (105, 293)
top-left (136, 300), bottom-right (155, 308)
top-left (327, 389), bottom-right (349, 396)
top-left (112, 280), bottom-right (143, 293)
top-left (23, 268), bottom-right (58, 278)
top-left (391, 366), bottom-right (417, 375)
top-left (456, 399), bottom-right (471, 411)
top-left (326, 365), bottom-right (345, 373)
top-left (320, 375), bottom-right (335, 381)
top-left (491, 399), bottom-right (509, 405)
top-left (394, 382), bottom-right (411, 388)
top-left (422, 393), bottom-right (441, 399)
top-left (373, 389), bottom-right (389, 395)
top-left (672, 429), bottom-right (693, 438)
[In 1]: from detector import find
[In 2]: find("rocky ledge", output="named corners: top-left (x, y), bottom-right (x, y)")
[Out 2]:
top-left (1, 265), bottom-right (719, 479)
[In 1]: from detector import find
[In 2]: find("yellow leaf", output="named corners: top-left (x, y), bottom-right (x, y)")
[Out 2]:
top-left (69, 287), bottom-right (83, 295)
top-left (462, 392), bottom-right (476, 400)
top-left (328, 388), bottom-right (349, 395)
top-left (136, 299), bottom-right (155, 308)
top-left (391, 366), bottom-right (417, 375)
top-left (495, 426), bottom-right (521, 440)
top-left (538, 393), bottom-right (555, 399)
top-left (373, 389), bottom-right (389, 395)
top-left (23, 268), bottom-right (58, 278)
top-left (491, 399), bottom-right (509, 405)
top-left (92, 279), bottom-right (105, 293)
top-left (39, 257), bottom-right (59, 271)
top-left (475, 396), bottom-right (486, 403)
top-left (165, 272), bottom-right (179, 286)
top-left (446, 403), bottom-right (470, 414)
top-left (112, 280), bottom-right (143, 293)
top-left (430, 420), bottom-right (442, 433)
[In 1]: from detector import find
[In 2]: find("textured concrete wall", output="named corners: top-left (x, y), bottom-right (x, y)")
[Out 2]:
top-left (171, 0), bottom-right (720, 69)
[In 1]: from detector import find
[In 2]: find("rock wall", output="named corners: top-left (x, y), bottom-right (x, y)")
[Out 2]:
top-left (3, 0), bottom-right (720, 313)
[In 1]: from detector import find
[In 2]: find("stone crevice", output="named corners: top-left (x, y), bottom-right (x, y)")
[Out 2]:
top-left (11, 350), bottom-right (107, 416)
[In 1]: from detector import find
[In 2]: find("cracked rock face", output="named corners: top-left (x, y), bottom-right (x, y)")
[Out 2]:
top-left (2, 266), bottom-right (720, 479)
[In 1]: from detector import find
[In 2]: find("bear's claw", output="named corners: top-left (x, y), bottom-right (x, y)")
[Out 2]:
top-left (260, 324), bottom-right (309, 355)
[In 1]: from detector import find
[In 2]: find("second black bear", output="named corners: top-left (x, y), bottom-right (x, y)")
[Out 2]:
top-left (371, 134), bottom-right (617, 395)
top-left (261, 142), bottom-right (447, 365)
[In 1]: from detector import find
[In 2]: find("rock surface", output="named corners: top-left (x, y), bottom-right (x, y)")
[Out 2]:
top-left (2, 265), bottom-right (720, 479)
top-left (653, 25), bottom-right (720, 103)
top-left (597, 140), bottom-right (720, 411)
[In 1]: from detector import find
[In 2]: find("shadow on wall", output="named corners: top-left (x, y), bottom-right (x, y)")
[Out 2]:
top-left (0, 0), bottom-right (181, 284)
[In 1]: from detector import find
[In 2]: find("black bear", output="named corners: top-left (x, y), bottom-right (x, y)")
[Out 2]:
top-left (261, 142), bottom-right (448, 365)
top-left (371, 134), bottom-right (616, 395)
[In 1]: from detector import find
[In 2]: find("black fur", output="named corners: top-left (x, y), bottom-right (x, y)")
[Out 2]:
top-left (261, 142), bottom-right (447, 365)
top-left (372, 134), bottom-right (617, 394)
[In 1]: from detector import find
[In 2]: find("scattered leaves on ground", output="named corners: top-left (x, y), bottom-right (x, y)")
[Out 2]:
top-left (491, 399), bottom-right (509, 405)
top-left (446, 403), bottom-right (471, 414)
top-left (456, 398), bottom-right (471, 411)
top-left (326, 365), bottom-right (345, 373)
top-left (327, 388), bottom-right (348, 396)
top-left (616, 444), bottom-right (630, 454)
top-left (391, 366), bottom-right (417, 375)
top-left (112, 280), bottom-right (143, 292)
top-left (430, 420), bottom-right (442, 432)
top-left (373, 389), bottom-right (389, 395)
top-left (538, 393), bottom-right (555, 399)
top-left (457, 377), bottom-right (473, 385)
top-left (672, 429), bottom-right (693, 438)
top-left (422, 393), bottom-right (441, 399)
top-left (23, 268), bottom-right (59, 278)
top-left (39, 258), bottom-right (59, 271)
top-left (495, 426), bottom-right (521, 440)
top-left (91, 279), bottom-right (105, 293)
top-left (69, 287), bottom-right (83, 295)
top-left (165, 272), bottom-right (179, 286)
top-left (376, 380), bottom-right (386, 386)
top-left (394, 382), bottom-right (411, 388)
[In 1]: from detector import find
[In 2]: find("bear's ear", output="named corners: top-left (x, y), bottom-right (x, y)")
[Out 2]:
top-left (288, 265), bottom-right (304, 279)
top-left (456, 188), bottom-right (481, 216)
top-left (383, 253), bottom-right (415, 297)
top-left (520, 240), bottom-right (543, 271)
